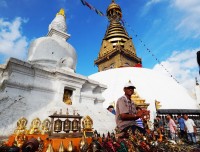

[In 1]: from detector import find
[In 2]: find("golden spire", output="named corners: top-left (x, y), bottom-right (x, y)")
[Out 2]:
top-left (94, 0), bottom-right (142, 71)
top-left (56, 8), bottom-right (65, 18)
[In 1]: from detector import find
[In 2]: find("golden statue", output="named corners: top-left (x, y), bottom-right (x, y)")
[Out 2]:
top-left (14, 134), bottom-right (27, 148)
top-left (82, 116), bottom-right (93, 131)
top-left (14, 117), bottom-right (28, 135)
top-left (63, 89), bottom-right (72, 105)
top-left (29, 117), bottom-right (41, 134)
top-left (41, 119), bottom-right (51, 135)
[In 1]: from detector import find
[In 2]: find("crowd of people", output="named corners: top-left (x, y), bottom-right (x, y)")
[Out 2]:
top-left (108, 81), bottom-right (198, 146)
top-left (154, 114), bottom-right (197, 144)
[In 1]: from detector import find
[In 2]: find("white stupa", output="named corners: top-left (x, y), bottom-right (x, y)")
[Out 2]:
top-left (89, 67), bottom-right (200, 120)
top-left (0, 9), bottom-right (115, 136)
top-left (28, 9), bottom-right (76, 72)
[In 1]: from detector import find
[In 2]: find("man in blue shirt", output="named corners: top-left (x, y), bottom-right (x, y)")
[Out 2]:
top-left (107, 105), bottom-right (116, 115)
top-left (177, 114), bottom-right (186, 139)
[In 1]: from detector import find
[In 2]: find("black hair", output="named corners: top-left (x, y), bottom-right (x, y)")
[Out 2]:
top-left (107, 105), bottom-right (114, 110)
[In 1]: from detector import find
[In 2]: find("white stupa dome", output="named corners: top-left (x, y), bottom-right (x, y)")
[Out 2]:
top-left (27, 9), bottom-right (77, 72)
top-left (89, 67), bottom-right (199, 120)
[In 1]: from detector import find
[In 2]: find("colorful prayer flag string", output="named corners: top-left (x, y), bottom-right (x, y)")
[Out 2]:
top-left (80, 0), bottom-right (105, 16)
top-left (121, 20), bottom-right (179, 83)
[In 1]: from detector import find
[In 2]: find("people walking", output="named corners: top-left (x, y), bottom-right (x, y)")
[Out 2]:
top-left (183, 114), bottom-right (197, 144)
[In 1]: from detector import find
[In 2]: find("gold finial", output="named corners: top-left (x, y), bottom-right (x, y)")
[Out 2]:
top-left (46, 143), bottom-right (54, 152)
top-left (67, 141), bottom-right (74, 152)
top-left (79, 136), bottom-right (87, 150)
top-left (57, 8), bottom-right (65, 17)
top-left (58, 141), bottom-right (65, 152)
top-left (155, 100), bottom-right (162, 110)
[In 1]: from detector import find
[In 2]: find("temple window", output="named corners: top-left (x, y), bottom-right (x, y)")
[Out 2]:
top-left (63, 89), bottom-right (73, 105)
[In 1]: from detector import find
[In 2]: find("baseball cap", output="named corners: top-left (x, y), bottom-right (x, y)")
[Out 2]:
top-left (124, 80), bottom-right (136, 89)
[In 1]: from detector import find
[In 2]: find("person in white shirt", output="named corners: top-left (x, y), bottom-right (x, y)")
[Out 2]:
top-left (183, 114), bottom-right (197, 144)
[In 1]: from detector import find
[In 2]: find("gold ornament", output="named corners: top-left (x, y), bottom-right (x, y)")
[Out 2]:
top-left (41, 119), bottom-right (51, 135)
top-left (14, 134), bottom-right (27, 148)
top-left (46, 143), bottom-right (54, 152)
top-left (58, 141), bottom-right (65, 152)
top-left (63, 89), bottom-right (72, 105)
top-left (56, 8), bottom-right (65, 17)
top-left (14, 117), bottom-right (28, 135)
top-left (67, 141), bottom-right (74, 152)
top-left (82, 116), bottom-right (93, 131)
top-left (79, 136), bottom-right (87, 150)
top-left (29, 117), bottom-right (41, 134)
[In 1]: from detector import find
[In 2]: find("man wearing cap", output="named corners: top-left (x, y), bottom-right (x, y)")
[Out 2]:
top-left (116, 81), bottom-right (148, 135)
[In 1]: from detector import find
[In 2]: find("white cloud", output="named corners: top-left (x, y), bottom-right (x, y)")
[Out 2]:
top-left (0, 17), bottom-right (28, 61)
top-left (171, 0), bottom-right (200, 38)
top-left (145, 0), bottom-right (162, 7)
top-left (142, 0), bottom-right (165, 16)
top-left (153, 48), bottom-right (199, 93)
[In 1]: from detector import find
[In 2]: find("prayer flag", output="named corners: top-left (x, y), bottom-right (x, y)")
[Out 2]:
top-left (80, 0), bottom-right (86, 5)
top-left (95, 9), bottom-right (104, 16)
top-left (85, 1), bottom-right (94, 10)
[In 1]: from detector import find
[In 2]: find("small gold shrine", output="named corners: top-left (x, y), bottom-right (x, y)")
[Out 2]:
top-left (131, 91), bottom-right (149, 109)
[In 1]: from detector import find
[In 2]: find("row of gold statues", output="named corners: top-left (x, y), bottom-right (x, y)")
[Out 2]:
top-left (14, 117), bottom-right (50, 135)
top-left (14, 115), bottom-right (93, 135)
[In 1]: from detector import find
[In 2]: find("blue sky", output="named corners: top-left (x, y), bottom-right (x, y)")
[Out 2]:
top-left (0, 0), bottom-right (199, 92)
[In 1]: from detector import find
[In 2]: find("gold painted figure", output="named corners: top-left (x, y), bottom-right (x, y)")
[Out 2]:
top-left (41, 119), bottom-right (51, 135)
top-left (63, 89), bottom-right (72, 105)
top-left (29, 117), bottom-right (41, 134)
top-left (82, 116), bottom-right (93, 131)
top-left (14, 117), bottom-right (28, 135)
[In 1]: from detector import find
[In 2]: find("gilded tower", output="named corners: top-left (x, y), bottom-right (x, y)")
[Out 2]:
top-left (94, 0), bottom-right (141, 72)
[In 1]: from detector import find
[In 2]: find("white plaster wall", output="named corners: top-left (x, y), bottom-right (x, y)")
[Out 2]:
top-left (0, 58), bottom-right (116, 136)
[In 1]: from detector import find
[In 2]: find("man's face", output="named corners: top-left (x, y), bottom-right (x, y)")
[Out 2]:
top-left (183, 115), bottom-right (188, 120)
top-left (108, 108), bottom-right (113, 112)
top-left (124, 87), bottom-right (134, 96)
top-left (166, 115), bottom-right (170, 120)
